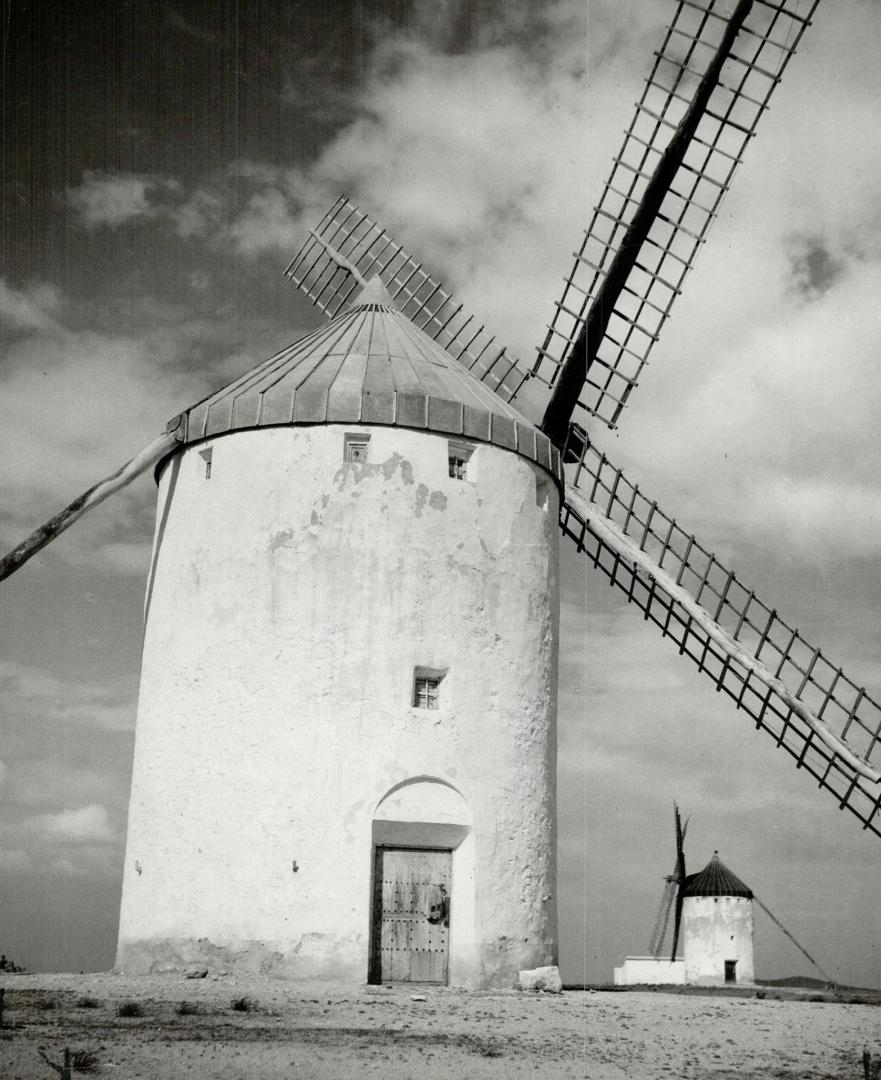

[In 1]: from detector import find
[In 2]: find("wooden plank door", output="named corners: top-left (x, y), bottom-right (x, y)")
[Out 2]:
top-left (374, 847), bottom-right (451, 984)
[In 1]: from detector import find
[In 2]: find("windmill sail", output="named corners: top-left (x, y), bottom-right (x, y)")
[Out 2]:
top-left (649, 878), bottom-right (677, 958)
top-left (282, 197), bottom-right (881, 842)
top-left (0, 428), bottom-right (182, 583)
top-left (535, 0), bottom-right (820, 432)
top-left (562, 427), bottom-right (881, 838)
top-left (648, 803), bottom-right (688, 960)
top-left (670, 804), bottom-right (687, 963)
top-left (284, 197), bottom-right (537, 404)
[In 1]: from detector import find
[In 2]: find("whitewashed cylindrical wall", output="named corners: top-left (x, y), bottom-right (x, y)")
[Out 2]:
top-left (682, 896), bottom-right (755, 985)
top-left (116, 424), bottom-right (559, 988)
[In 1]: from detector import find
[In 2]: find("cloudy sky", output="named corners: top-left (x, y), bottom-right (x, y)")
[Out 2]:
top-left (2, 0), bottom-right (881, 988)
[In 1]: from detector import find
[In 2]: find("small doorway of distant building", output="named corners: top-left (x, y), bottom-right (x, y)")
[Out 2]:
top-left (724, 960), bottom-right (737, 983)
top-left (371, 846), bottom-right (451, 984)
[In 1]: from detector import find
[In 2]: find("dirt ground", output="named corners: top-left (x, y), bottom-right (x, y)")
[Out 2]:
top-left (1, 974), bottom-right (880, 1080)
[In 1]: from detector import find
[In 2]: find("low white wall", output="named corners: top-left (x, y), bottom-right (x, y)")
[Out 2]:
top-left (613, 957), bottom-right (687, 985)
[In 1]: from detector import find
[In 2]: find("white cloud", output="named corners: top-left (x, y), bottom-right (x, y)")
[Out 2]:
top-left (26, 804), bottom-right (115, 845)
top-left (100, 5), bottom-right (589, 335)
top-left (743, 476), bottom-right (881, 562)
top-left (224, 187), bottom-right (308, 258)
top-left (299, 36), bottom-right (587, 359)
top-left (67, 171), bottom-right (162, 229)
top-left (0, 659), bottom-right (136, 732)
top-left (173, 189), bottom-right (224, 239)
top-left (0, 280), bottom-right (64, 333)
top-left (604, 251), bottom-right (881, 569)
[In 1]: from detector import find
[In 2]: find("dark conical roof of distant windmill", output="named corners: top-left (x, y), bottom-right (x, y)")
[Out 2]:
top-left (164, 277), bottom-right (563, 486)
top-left (683, 852), bottom-right (753, 899)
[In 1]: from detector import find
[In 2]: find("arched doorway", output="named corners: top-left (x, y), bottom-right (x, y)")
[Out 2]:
top-left (369, 778), bottom-right (473, 985)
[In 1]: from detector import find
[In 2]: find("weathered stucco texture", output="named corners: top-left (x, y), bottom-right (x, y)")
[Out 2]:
top-left (682, 896), bottom-right (755, 985)
top-left (116, 425), bottom-right (560, 988)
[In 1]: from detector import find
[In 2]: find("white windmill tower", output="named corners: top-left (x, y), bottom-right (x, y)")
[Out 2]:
top-left (681, 851), bottom-right (756, 986)
top-left (641, 808), bottom-right (757, 986)
top-left (110, 275), bottom-right (562, 987)
top-left (4, 0), bottom-right (881, 989)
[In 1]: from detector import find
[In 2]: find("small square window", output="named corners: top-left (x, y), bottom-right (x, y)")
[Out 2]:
top-left (413, 668), bottom-right (446, 709)
top-left (344, 433), bottom-right (370, 464)
top-left (448, 440), bottom-right (474, 480)
top-left (413, 677), bottom-right (439, 709)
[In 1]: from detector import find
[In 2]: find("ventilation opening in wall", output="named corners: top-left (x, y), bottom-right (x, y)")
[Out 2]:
top-left (413, 667), bottom-right (447, 710)
top-left (198, 446), bottom-right (213, 479)
top-left (344, 432), bottom-right (370, 464)
top-left (447, 441), bottom-right (474, 480)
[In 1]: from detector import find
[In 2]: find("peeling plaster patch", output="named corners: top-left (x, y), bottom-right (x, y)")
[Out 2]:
top-left (269, 528), bottom-right (295, 552)
top-left (310, 509), bottom-right (321, 526)
top-left (429, 490), bottom-right (448, 512)
top-left (334, 452), bottom-right (414, 490)
top-left (414, 483), bottom-right (429, 516)
top-left (381, 453), bottom-right (414, 485)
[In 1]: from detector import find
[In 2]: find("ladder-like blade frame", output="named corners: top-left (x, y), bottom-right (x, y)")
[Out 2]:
top-left (284, 197), bottom-right (540, 404)
top-left (649, 877), bottom-right (677, 958)
top-left (535, 0), bottom-right (820, 430)
top-left (562, 426), bottom-right (881, 840)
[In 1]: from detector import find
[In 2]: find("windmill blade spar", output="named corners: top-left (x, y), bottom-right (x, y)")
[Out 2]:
top-left (285, 197), bottom-right (540, 406)
top-left (0, 427), bottom-right (182, 582)
top-left (562, 427), bottom-right (881, 838)
top-left (670, 803), bottom-right (687, 962)
top-left (536, 0), bottom-right (821, 434)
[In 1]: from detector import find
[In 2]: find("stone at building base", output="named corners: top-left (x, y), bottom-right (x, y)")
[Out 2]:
top-left (518, 965), bottom-right (563, 993)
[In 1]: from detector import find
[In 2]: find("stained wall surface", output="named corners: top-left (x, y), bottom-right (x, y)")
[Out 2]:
top-left (682, 896), bottom-right (755, 985)
top-left (116, 424), bottom-right (560, 988)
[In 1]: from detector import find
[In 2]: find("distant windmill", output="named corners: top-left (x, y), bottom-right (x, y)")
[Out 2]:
top-left (630, 806), bottom-right (833, 987)
top-left (647, 808), bottom-right (755, 986)
top-left (3, 0), bottom-right (880, 988)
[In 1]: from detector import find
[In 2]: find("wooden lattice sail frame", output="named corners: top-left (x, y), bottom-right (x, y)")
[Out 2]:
top-left (280, 0), bottom-right (881, 839)
top-left (537, 0), bottom-right (820, 431)
top-left (4, 1), bottom-right (879, 841)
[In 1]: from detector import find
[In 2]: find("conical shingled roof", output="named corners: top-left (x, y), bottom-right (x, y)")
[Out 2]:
top-left (166, 279), bottom-right (563, 486)
top-left (683, 852), bottom-right (753, 899)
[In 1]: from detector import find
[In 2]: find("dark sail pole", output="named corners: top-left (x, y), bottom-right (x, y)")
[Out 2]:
top-left (541, 0), bottom-right (754, 449)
